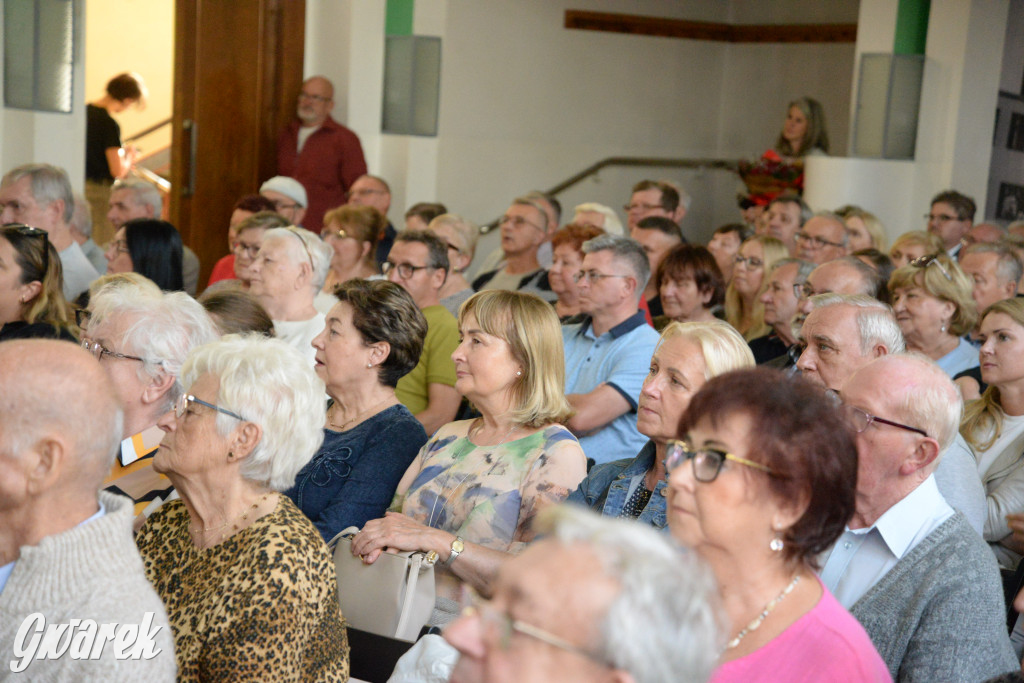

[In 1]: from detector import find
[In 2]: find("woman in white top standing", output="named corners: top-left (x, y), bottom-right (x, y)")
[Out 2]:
top-left (961, 298), bottom-right (1024, 569)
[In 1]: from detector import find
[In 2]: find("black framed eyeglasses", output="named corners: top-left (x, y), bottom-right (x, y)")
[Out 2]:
top-left (796, 232), bottom-right (844, 249)
top-left (910, 254), bottom-right (953, 282)
top-left (382, 260), bottom-right (434, 279)
top-left (174, 394), bottom-right (246, 422)
top-left (841, 403), bottom-right (928, 438)
top-left (663, 439), bottom-right (773, 483)
top-left (75, 308), bottom-right (91, 329)
top-left (81, 338), bottom-right (147, 364)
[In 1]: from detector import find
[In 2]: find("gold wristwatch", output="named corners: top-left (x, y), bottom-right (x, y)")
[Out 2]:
top-left (444, 536), bottom-right (465, 567)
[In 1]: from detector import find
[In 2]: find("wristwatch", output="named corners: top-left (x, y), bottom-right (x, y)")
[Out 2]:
top-left (444, 536), bottom-right (465, 567)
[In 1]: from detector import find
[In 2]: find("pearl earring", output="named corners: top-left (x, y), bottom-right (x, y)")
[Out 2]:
top-left (770, 534), bottom-right (784, 552)
top-left (516, 370), bottom-right (522, 377)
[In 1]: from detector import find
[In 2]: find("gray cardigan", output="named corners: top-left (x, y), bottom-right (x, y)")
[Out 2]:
top-left (851, 512), bottom-right (1018, 682)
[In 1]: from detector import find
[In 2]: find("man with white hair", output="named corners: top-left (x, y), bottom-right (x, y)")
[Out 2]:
top-left (824, 354), bottom-right (1016, 680)
top-left (107, 177), bottom-right (200, 295)
top-left (0, 340), bottom-right (176, 679)
top-left (573, 202), bottom-right (624, 236)
top-left (958, 241), bottom-right (1022, 314)
top-left (71, 192), bottom-right (107, 274)
top-left (796, 294), bottom-right (986, 533)
top-left (86, 283), bottom-right (218, 520)
top-left (0, 163), bottom-right (100, 300)
top-left (249, 226), bottom-right (331, 366)
top-left (444, 505), bottom-right (721, 683)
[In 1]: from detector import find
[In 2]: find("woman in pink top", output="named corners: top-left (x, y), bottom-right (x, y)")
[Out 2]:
top-left (666, 367), bottom-right (891, 682)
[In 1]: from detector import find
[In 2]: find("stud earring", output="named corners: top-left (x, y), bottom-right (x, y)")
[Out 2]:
top-left (516, 370), bottom-right (522, 377)
top-left (367, 363), bottom-right (373, 369)
top-left (769, 533), bottom-right (784, 553)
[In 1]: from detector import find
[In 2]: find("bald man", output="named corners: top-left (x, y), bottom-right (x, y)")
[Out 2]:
top-left (0, 340), bottom-right (175, 679)
top-left (277, 75), bottom-right (368, 233)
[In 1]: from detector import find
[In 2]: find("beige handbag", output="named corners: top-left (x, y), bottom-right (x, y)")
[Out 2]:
top-left (327, 526), bottom-right (437, 642)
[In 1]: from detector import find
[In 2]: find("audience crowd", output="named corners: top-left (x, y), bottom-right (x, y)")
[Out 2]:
top-left (6, 87), bottom-right (1024, 683)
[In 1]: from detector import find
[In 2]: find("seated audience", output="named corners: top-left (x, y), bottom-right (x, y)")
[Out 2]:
top-left (198, 288), bottom-right (275, 337)
top-left (286, 280), bottom-right (428, 539)
top-left (889, 254), bottom-right (977, 378)
top-left (572, 201), bottom-right (624, 235)
top-left (926, 189), bottom-right (975, 259)
top-left (404, 201), bottom-right (447, 231)
top-left (795, 213), bottom-right (849, 265)
top-left (962, 222), bottom-right (1006, 249)
top-left (347, 174), bottom-right (396, 268)
top-left (105, 218), bottom-right (184, 291)
top-left (351, 290), bottom-right (587, 625)
top-left (625, 179), bottom-right (686, 232)
top-left (838, 205), bottom-right (888, 252)
top-left (428, 213), bottom-right (480, 318)
top-left (653, 244), bottom-right (725, 330)
top-left (444, 506), bottom-right (722, 683)
top-left (961, 298), bottom-right (1024, 570)
top-left (631, 215), bottom-right (686, 317)
top-left (315, 204), bottom-right (384, 313)
top-left (135, 335), bottom-right (349, 680)
top-left (724, 235), bottom-right (787, 340)
top-left (749, 257), bottom-right (813, 365)
top-left (207, 194), bottom-right (278, 286)
top-left (87, 284), bottom-right (218, 520)
top-left (212, 211), bottom-right (292, 292)
top-left (796, 294), bottom-right (986, 534)
top-left (826, 354), bottom-right (1016, 680)
top-left (259, 175), bottom-right (307, 226)
top-left (547, 223), bottom-right (604, 321)
top-left (386, 230), bottom-right (461, 435)
top-left (0, 339), bottom-right (176, 680)
top-left (851, 248), bottom-right (895, 285)
top-left (794, 256), bottom-right (886, 329)
top-left (762, 194), bottom-right (810, 255)
top-left (569, 321), bottom-right (753, 527)
top-left (888, 230), bottom-right (943, 269)
top-left (667, 367), bottom-right (890, 681)
top-left (249, 225), bottom-right (332, 365)
top-left (0, 224), bottom-right (76, 342)
top-left (707, 223), bottom-right (753, 283)
top-left (70, 192), bottom-right (107, 274)
top-left (563, 235), bottom-right (660, 465)
top-left (472, 196), bottom-right (556, 303)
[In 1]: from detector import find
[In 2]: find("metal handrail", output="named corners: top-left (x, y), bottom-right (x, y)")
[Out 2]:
top-left (123, 117), bottom-right (171, 143)
top-left (481, 155), bottom-right (741, 232)
top-left (134, 166), bottom-right (171, 193)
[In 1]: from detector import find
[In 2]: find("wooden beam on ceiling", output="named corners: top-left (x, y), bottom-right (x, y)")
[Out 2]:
top-left (564, 11), bottom-right (857, 44)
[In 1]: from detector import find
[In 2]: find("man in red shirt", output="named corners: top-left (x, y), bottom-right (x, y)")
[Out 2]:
top-left (277, 76), bottom-right (367, 233)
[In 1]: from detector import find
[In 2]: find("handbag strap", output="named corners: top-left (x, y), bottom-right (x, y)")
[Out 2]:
top-left (394, 553), bottom-right (424, 638)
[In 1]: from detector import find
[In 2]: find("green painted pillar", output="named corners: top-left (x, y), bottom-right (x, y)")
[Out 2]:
top-left (894, 0), bottom-right (930, 55)
top-left (386, 0), bottom-right (414, 36)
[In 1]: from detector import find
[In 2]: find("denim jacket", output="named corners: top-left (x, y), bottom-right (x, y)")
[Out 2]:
top-left (566, 440), bottom-right (667, 530)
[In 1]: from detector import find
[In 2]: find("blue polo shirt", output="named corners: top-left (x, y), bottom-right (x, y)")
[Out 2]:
top-left (563, 311), bottom-right (659, 465)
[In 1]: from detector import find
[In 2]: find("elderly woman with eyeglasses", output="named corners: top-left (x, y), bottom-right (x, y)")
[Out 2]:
top-left (207, 211), bottom-right (290, 292)
top-left (0, 224), bottom-right (76, 342)
top-left (315, 204), bottom-right (384, 314)
top-left (135, 335), bottom-right (349, 682)
top-left (889, 254), bottom-right (978, 378)
top-left (667, 368), bottom-right (889, 681)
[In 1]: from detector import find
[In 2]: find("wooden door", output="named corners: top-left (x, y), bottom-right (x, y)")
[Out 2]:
top-left (170, 0), bottom-right (305, 290)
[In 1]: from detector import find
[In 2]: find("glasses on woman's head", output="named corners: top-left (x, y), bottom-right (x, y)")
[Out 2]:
top-left (4, 223), bottom-right (50, 272)
top-left (841, 403), bottom-right (928, 438)
top-left (81, 338), bottom-right (147, 364)
top-left (173, 393), bottom-right (246, 422)
top-left (909, 254), bottom-right (953, 282)
top-left (663, 439), bottom-right (773, 483)
top-left (285, 226), bottom-right (314, 268)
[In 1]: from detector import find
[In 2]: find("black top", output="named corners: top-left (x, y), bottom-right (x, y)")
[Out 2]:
top-left (86, 104), bottom-right (122, 182)
top-left (748, 333), bottom-right (790, 365)
top-left (0, 320), bottom-right (77, 343)
top-left (954, 365), bottom-right (987, 395)
top-left (646, 294), bottom-right (664, 318)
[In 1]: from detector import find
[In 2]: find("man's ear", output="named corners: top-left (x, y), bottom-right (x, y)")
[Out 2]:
top-left (900, 437), bottom-right (940, 476)
top-left (25, 437), bottom-right (68, 496)
top-left (141, 372), bottom-right (176, 407)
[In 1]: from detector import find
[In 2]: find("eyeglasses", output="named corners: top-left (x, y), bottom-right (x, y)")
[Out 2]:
top-left (794, 282), bottom-right (827, 299)
top-left (285, 226), bottom-right (314, 268)
top-left (297, 92), bottom-right (331, 103)
top-left (796, 232), bottom-right (843, 249)
top-left (108, 239), bottom-right (130, 255)
top-left (382, 260), bottom-right (435, 279)
top-left (174, 393), bottom-right (246, 422)
top-left (841, 403), bottom-right (928, 438)
top-left (81, 338), bottom-right (147, 364)
top-left (572, 270), bottom-right (631, 284)
top-left (272, 200), bottom-right (302, 213)
top-left (460, 589), bottom-right (608, 666)
top-left (324, 228), bottom-right (354, 241)
top-left (75, 308), bottom-right (91, 329)
top-left (734, 254), bottom-right (764, 268)
top-left (924, 212), bottom-right (960, 223)
top-left (623, 202), bottom-right (665, 213)
top-left (499, 215), bottom-right (545, 232)
top-left (910, 254), bottom-right (953, 282)
top-left (443, 240), bottom-right (462, 254)
top-left (233, 241), bottom-right (261, 259)
top-left (663, 439), bottom-right (773, 483)
top-left (5, 223), bottom-right (50, 273)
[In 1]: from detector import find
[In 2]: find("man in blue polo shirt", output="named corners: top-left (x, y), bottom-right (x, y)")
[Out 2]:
top-left (563, 235), bottom-right (660, 465)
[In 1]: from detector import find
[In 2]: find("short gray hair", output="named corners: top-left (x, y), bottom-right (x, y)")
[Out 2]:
top-left (965, 242), bottom-right (1024, 286)
top-left (71, 193), bottom-right (94, 238)
top-left (112, 177), bottom-right (162, 216)
top-left (263, 226), bottom-right (333, 291)
top-left (2, 163), bottom-right (74, 223)
top-left (809, 293), bottom-right (905, 355)
top-left (582, 234), bottom-right (651, 297)
top-left (769, 257), bottom-right (815, 284)
top-left (573, 202), bottom-right (624, 236)
top-left (428, 213), bottom-right (480, 259)
top-left (90, 285), bottom-right (219, 412)
top-left (536, 505), bottom-right (722, 683)
top-left (812, 211), bottom-right (850, 247)
top-left (180, 335), bottom-right (327, 490)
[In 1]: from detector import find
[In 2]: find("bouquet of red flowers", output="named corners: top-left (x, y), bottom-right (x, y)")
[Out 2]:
top-left (738, 150), bottom-right (804, 206)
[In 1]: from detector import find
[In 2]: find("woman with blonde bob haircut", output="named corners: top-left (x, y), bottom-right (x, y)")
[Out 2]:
top-left (889, 254), bottom-right (978, 378)
top-left (352, 290), bottom-right (587, 625)
top-left (889, 230), bottom-right (943, 269)
top-left (569, 320), bottom-right (755, 528)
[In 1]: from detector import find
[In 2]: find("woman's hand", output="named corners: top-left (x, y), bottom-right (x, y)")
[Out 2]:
top-left (350, 511), bottom-right (449, 565)
top-left (1006, 513), bottom-right (1024, 552)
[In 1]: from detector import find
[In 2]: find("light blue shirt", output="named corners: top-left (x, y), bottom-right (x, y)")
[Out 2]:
top-left (820, 475), bottom-right (953, 609)
top-left (563, 311), bottom-right (659, 465)
top-left (935, 336), bottom-right (979, 379)
top-left (0, 500), bottom-right (106, 596)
